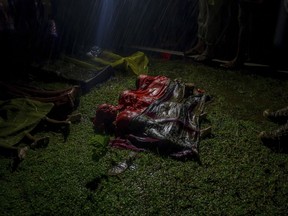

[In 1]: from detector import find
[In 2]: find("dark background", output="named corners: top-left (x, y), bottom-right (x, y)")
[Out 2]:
top-left (1, 0), bottom-right (287, 70)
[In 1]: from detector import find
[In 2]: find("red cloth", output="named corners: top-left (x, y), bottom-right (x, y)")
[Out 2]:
top-left (94, 75), bottom-right (170, 135)
top-left (94, 75), bottom-right (208, 159)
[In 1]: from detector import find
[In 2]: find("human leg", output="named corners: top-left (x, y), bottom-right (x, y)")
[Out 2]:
top-left (0, 143), bottom-right (28, 159)
top-left (185, 0), bottom-right (207, 56)
top-left (221, 1), bottom-right (264, 69)
top-left (263, 106), bottom-right (288, 124)
top-left (259, 105), bottom-right (288, 152)
top-left (258, 122), bottom-right (288, 151)
top-left (24, 132), bottom-right (50, 149)
top-left (42, 116), bottom-right (71, 142)
top-left (0, 143), bottom-right (29, 171)
top-left (194, 0), bottom-right (230, 62)
top-left (66, 113), bottom-right (82, 123)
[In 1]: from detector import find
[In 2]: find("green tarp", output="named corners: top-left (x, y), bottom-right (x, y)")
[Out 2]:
top-left (0, 98), bottom-right (54, 147)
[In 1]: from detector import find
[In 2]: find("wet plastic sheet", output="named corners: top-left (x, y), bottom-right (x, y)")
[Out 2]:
top-left (94, 75), bottom-right (209, 159)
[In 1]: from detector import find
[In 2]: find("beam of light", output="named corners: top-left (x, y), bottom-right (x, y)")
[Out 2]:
top-left (95, 0), bottom-right (116, 48)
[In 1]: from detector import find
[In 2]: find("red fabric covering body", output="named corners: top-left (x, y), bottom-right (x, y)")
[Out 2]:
top-left (116, 75), bottom-right (170, 135)
top-left (93, 75), bottom-right (208, 159)
top-left (93, 75), bottom-right (170, 135)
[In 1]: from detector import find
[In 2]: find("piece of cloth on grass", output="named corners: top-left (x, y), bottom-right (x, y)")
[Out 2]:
top-left (0, 98), bottom-right (54, 147)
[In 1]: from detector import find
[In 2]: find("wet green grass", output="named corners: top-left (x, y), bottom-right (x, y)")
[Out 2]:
top-left (1, 58), bottom-right (288, 215)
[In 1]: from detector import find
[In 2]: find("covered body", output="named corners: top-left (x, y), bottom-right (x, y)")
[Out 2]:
top-left (94, 75), bottom-right (208, 159)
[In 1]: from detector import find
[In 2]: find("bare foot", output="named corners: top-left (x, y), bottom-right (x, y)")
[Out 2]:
top-left (18, 146), bottom-right (29, 160)
top-left (11, 146), bottom-right (29, 172)
top-left (221, 58), bottom-right (243, 69)
top-left (193, 54), bottom-right (210, 62)
top-left (61, 122), bottom-right (71, 142)
top-left (185, 39), bottom-right (205, 56)
top-left (66, 113), bottom-right (82, 123)
top-left (192, 46), bottom-right (214, 62)
top-left (30, 136), bottom-right (50, 149)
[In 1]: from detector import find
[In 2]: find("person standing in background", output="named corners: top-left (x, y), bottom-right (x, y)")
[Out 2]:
top-left (185, 0), bottom-right (234, 62)
top-left (221, 0), bottom-right (264, 69)
top-left (221, 0), bottom-right (283, 69)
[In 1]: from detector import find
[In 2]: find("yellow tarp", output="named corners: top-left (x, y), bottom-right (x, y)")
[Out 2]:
top-left (64, 51), bottom-right (149, 75)
top-left (89, 51), bottom-right (149, 75)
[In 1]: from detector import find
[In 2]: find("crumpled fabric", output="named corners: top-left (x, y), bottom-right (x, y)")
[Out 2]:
top-left (87, 50), bottom-right (149, 75)
top-left (0, 81), bottom-right (80, 110)
top-left (94, 75), bottom-right (209, 159)
top-left (0, 98), bottom-right (54, 147)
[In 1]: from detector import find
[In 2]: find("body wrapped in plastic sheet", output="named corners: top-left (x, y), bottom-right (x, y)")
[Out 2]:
top-left (0, 98), bottom-right (54, 147)
top-left (93, 75), bottom-right (209, 159)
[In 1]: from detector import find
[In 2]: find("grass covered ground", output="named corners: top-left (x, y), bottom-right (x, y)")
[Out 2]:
top-left (0, 57), bottom-right (288, 215)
